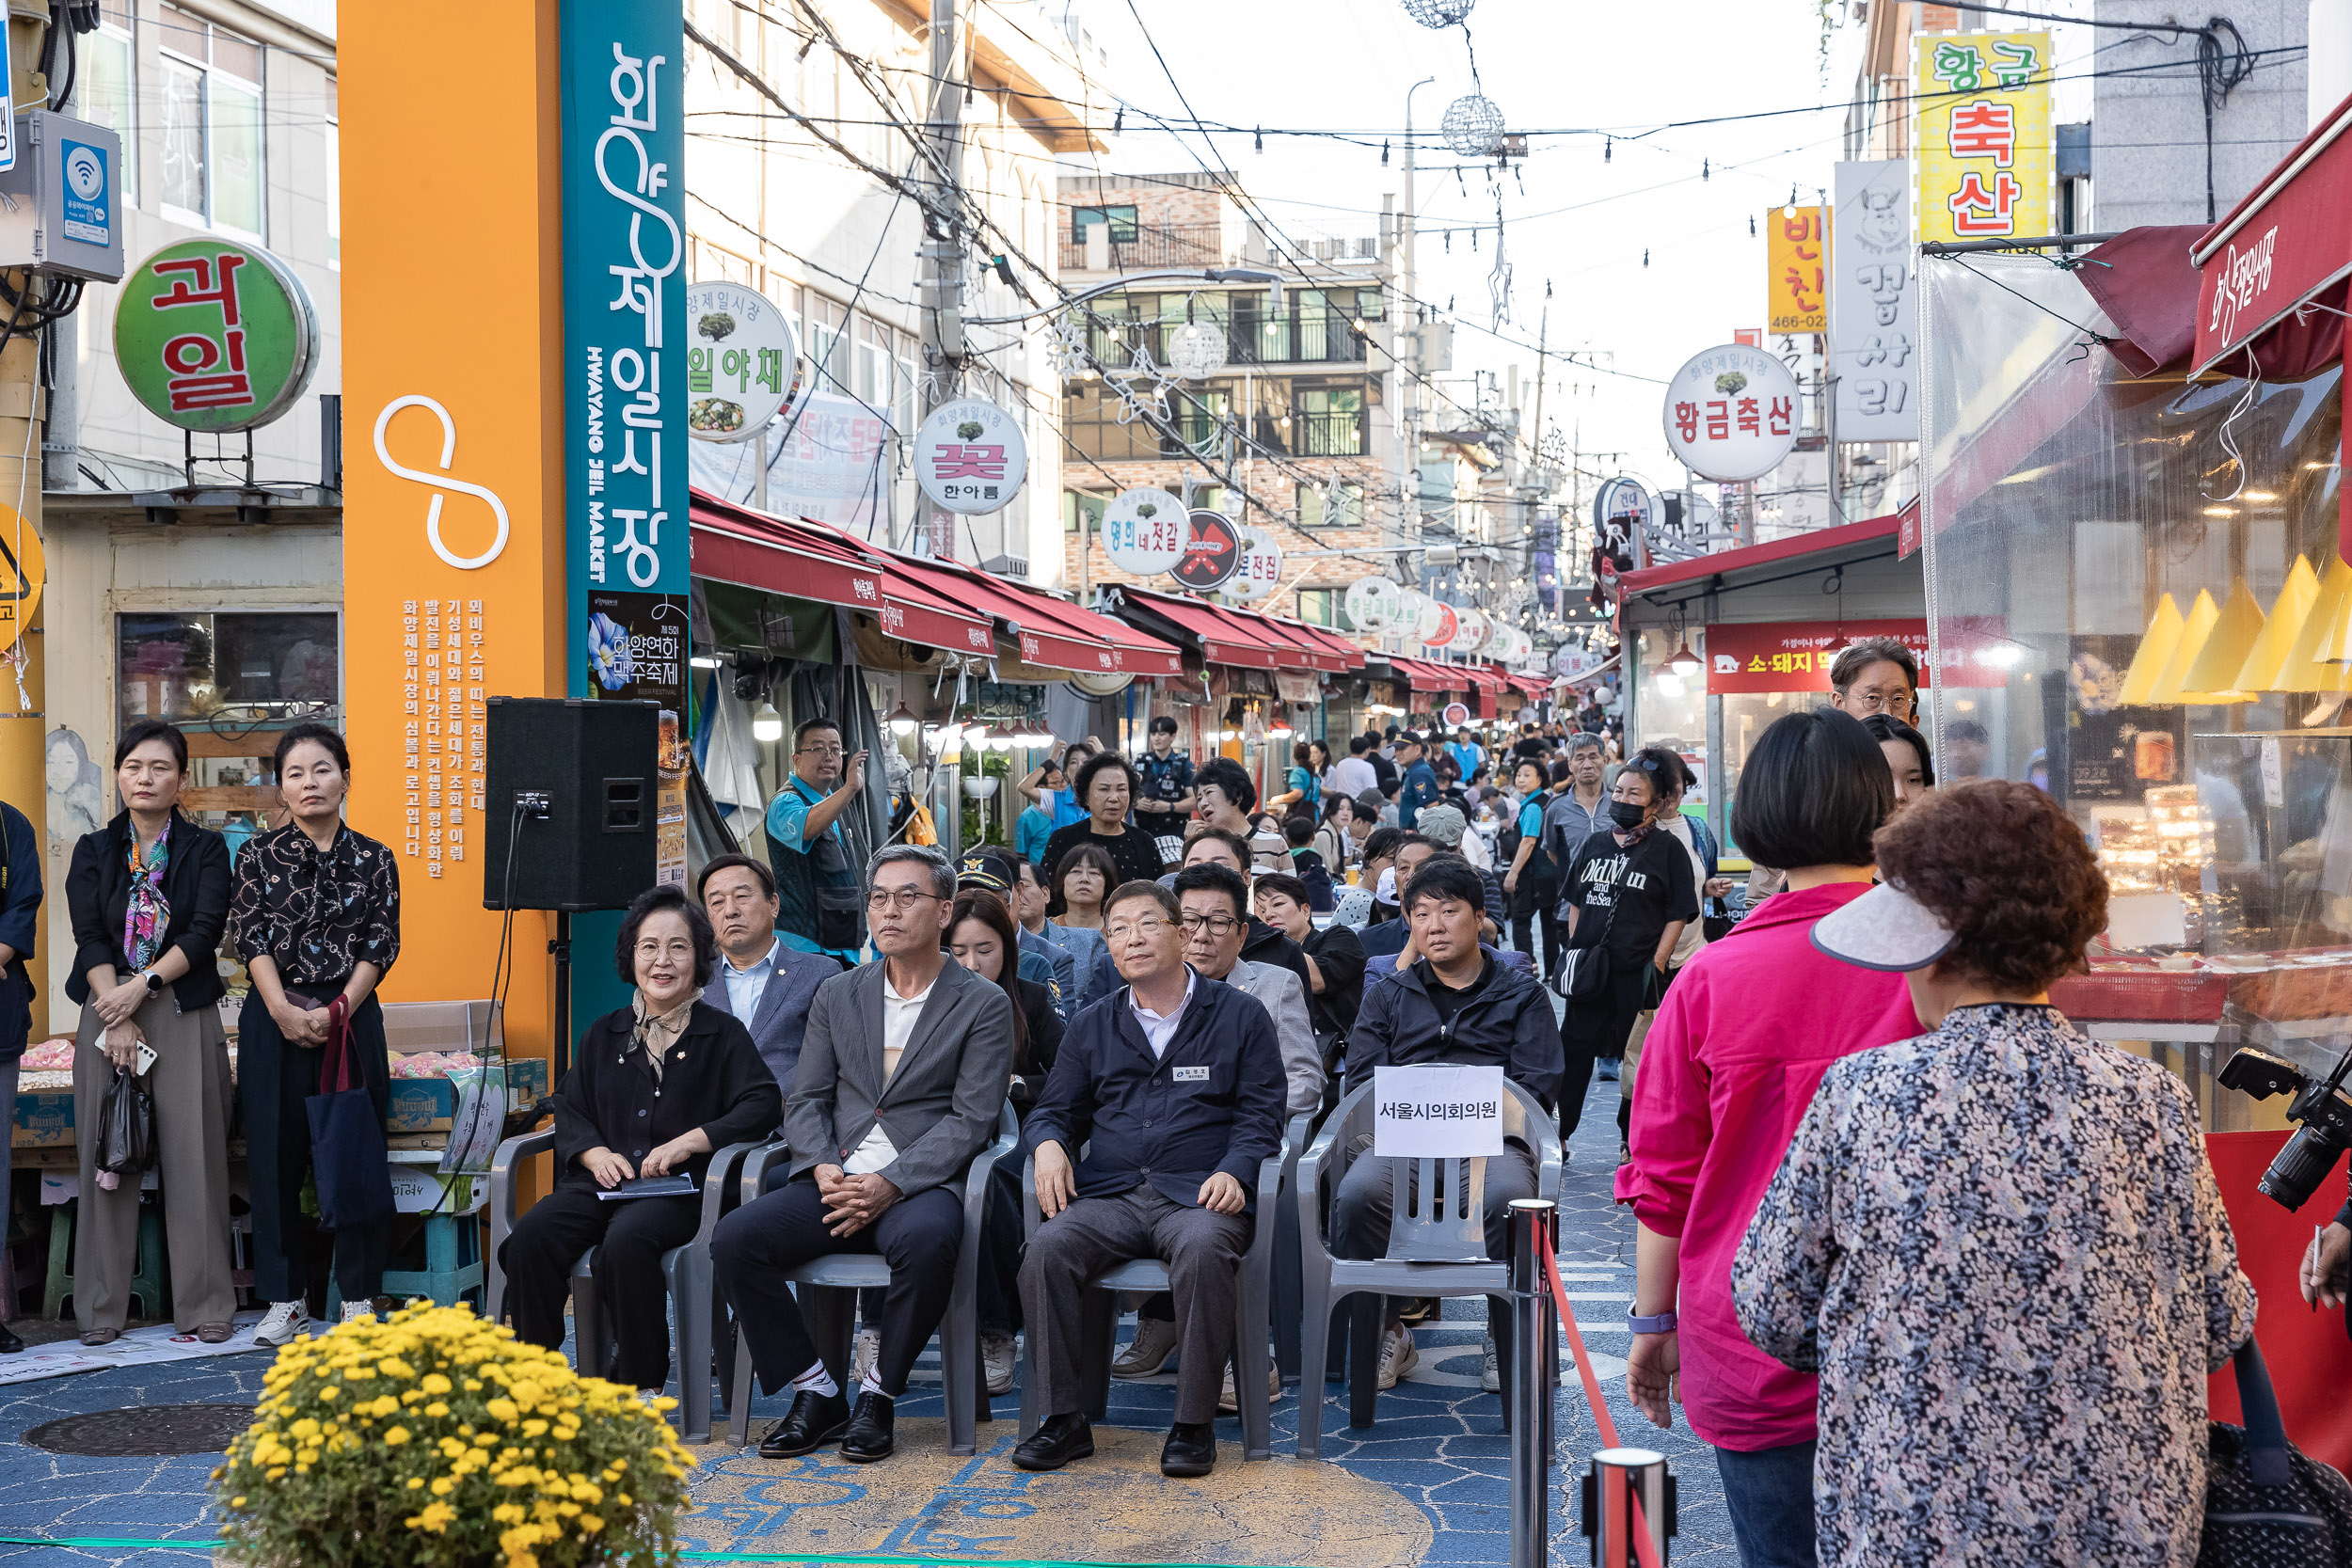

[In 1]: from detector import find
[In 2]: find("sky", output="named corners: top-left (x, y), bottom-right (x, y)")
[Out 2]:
top-left (1054, 0), bottom-right (2100, 495)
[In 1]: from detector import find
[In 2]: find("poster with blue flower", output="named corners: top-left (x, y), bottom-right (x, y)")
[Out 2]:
top-left (584, 591), bottom-right (685, 705)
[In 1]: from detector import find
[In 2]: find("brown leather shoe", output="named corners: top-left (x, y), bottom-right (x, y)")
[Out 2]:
top-left (196, 1323), bottom-right (233, 1344)
top-left (79, 1327), bottom-right (119, 1347)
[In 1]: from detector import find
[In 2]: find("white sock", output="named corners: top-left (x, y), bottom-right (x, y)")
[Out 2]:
top-left (859, 1372), bottom-right (892, 1402)
top-left (792, 1361), bottom-right (839, 1399)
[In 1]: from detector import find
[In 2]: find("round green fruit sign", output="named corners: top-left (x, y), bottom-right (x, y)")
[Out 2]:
top-left (113, 238), bottom-right (319, 433)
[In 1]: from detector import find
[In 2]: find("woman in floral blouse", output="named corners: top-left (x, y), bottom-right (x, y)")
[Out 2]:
top-left (1734, 781), bottom-right (2255, 1568)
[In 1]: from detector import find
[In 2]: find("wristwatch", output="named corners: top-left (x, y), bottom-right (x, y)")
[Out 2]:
top-left (139, 969), bottom-right (164, 996)
top-left (1627, 1307), bottom-right (1678, 1335)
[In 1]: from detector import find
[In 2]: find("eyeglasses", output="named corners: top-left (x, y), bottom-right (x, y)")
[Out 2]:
top-left (797, 742), bottom-right (846, 757)
top-left (866, 888), bottom-right (944, 912)
top-left (633, 939), bottom-right (695, 961)
top-left (1179, 913), bottom-right (1242, 937)
top-left (1104, 917), bottom-right (1173, 942)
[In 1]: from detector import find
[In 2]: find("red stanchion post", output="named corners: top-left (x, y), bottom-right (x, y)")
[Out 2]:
top-left (1545, 1243), bottom-right (1674, 1568)
top-left (1507, 1198), bottom-right (1555, 1568)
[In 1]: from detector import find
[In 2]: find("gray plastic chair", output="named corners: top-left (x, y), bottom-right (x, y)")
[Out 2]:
top-left (485, 1130), bottom-right (757, 1445)
top-left (1295, 1077), bottom-right (1561, 1460)
top-left (1012, 1123), bottom-right (1294, 1462)
top-left (722, 1101), bottom-right (1019, 1454)
top-left (1270, 1113), bottom-right (1314, 1381)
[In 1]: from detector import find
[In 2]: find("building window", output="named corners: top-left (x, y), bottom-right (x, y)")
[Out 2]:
top-left (1298, 480), bottom-right (1363, 529)
top-left (119, 610), bottom-right (340, 730)
top-left (1295, 588), bottom-right (1356, 632)
top-left (324, 78), bottom-right (338, 268)
top-left (158, 3), bottom-right (265, 237)
top-left (81, 3), bottom-right (136, 205)
top-left (1296, 385), bottom-right (1367, 456)
top-left (1071, 204), bottom-right (1137, 243)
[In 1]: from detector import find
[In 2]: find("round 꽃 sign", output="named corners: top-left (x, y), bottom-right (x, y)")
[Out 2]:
top-left (1661, 343), bottom-right (1802, 483)
top-left (914, 398), bottom-right (1029, 515)
top-left (1225, 527), bottom-right (1283, 602)
top-left (114, 239), bottom-right (318, 433)
top-left (686, 281), bottom-right (801, 443)
top-left (1101, 485), bottom-right (1187, 575)
top-left (1170, 510), bottom-right (1241, 592)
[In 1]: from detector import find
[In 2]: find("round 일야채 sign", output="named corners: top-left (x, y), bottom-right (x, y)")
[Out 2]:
top-left (1225, 527), bottom-right (1283, 602)
top-left (1101, 486), bottom-right (1188, 575)
top-left (914, 398), bottom-right (1029, 515)
top-left (1170, 510), bottom-right (1242, 592)
top-left (1343, 574), bottom-right (1404, 631)
top-left (114, 239), bottom-right (318, 434)
top-left (686, 281), bottom-right (802, 443)
top-left (1661, 344), bottom-right (1803, 483)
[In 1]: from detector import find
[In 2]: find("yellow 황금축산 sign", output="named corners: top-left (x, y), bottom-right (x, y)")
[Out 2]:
top-left (1767, 205), bottom-right (1829, 335)
top-left (1915, 30), bottom-right (2054, 245)
top-left (0, 503), bottom-right (40, 656)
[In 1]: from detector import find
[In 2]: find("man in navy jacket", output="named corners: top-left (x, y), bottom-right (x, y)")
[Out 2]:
top-left (1012, 879), bottom-right (1283, 1480)
top-left (0, 797), bottom-right (39, 1356)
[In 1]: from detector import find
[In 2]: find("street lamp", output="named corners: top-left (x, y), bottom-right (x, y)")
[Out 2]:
top-left (752, 701), bottom-right (784, 744)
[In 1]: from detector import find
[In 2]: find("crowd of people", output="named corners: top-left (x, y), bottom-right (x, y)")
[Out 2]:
top-left (3, 642), bottom-right (2349, 1562)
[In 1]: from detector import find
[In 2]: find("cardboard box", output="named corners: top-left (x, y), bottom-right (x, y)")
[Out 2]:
top-left (383, 1058), bottom-right (549, 1134)
top-left (11, 1088), bottom-right (72, 1148)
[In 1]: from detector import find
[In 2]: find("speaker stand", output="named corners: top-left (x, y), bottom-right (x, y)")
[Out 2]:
top-left (549, 911), bottom-right (573, 1081)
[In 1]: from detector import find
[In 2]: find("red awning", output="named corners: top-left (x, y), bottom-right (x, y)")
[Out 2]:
top-left (689, 490), bottom-right (993, 653)
top-left (1617, 509), bottom-right (1908, 596)
top-left (2192, 88), bottom-right (2352, 376)
top-left (2075, 224), bottom-right (2206, 376)
top-left (1507, 673), bottom-right (1549, 697)
top-left (1195, 599), bottom-right (1334, 671)
top-left (1108, 587), bottom-right (1316, 670)
top-left (1389, 657), bottom-right (1469, 695)
top-left (1462, 665), bottom-right (1505, 692)
top-left (1260, 612), bottom-right (1367, 672)
top-left (881, 553), bottom-right (1182, 677)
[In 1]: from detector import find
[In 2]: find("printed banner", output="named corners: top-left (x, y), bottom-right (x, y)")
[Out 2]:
top-left (1767, 205), bottom-right (1828, 334)
top-left (1372, 1064), bottom-right (1506, 1158)
top-left (1915, 30), bottom-right (2053, 245)
top-left (1705, 618), bottom-right (1931, 694)
top-left (1832, 159), bottom-right (1919, 442)
top-left (563, 1), bottom-right (689, 711)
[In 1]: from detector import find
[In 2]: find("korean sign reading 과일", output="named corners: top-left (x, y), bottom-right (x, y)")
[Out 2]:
top-left (1372, 1065), bottom-right (1506, 1159)
top-left (564, 5), bottom-right (688, 710)
top-left (1832, 160), bottom-right (1919, 443)
top-left (1915, 31), bottom-right (2052, 245)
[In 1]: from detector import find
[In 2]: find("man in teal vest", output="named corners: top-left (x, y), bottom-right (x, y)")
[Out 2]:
top-left (765, 717), bottom-right (868, 966)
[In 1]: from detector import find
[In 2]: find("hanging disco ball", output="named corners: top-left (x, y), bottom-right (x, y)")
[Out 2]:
top-left (1165, 320), bottom-right (1228, 380)
top-left (1402, 0), bottom-right (1475, 26)
top-left (1440, 95), bottom-right (1506, 159)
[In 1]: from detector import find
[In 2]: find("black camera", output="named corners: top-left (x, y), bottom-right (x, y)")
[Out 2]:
top-left (2217, 1044), bottom-right (2352, 1211)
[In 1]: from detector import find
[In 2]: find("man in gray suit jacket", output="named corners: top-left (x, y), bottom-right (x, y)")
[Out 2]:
top-left (712, 845), bottom-right (1014, 1466)
top-left (698, 854), bottom-right (844, 1089)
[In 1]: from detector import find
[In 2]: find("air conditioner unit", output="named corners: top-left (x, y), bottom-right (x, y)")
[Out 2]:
top-left (981, 553), bottom-right (1030, 579)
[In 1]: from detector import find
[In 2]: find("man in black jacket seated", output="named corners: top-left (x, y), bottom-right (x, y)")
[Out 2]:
top-left (1011, 879), bottom-right (1285, 1479)
top-left (1338, 856), bottom-right (1564, 1391)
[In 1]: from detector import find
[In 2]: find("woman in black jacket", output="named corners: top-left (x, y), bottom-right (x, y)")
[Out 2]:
top-left (498, 883), bottom-right (782, 1391)
top-left (63, 720), bottom-right (236, 1345)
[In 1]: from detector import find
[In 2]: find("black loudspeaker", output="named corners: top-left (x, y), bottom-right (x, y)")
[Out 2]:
top-left (483, 697), bottom-right (660, 911)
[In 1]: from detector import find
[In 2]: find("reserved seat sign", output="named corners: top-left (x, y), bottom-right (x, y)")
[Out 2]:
top-left (1373, 1065), bottom-right (1507, 1158)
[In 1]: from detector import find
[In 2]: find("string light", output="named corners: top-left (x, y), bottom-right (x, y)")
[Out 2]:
top-left (1254, 125), bottom-right (1263, 152)
top-left (1381, 139), bottom-right (1391, 165)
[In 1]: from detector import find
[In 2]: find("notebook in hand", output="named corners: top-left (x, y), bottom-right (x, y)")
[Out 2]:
top-left (596, 1174), bottom-right (700, 1201)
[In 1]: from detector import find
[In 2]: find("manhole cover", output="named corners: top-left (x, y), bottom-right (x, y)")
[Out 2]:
top-left (24, 1404), bottom-right (256, 1456)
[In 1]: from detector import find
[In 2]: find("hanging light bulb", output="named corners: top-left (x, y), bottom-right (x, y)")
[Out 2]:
top-left (1664, 638), bottom-right (1703, 675)
top-left (987, 726), bottom-right (1015, 752)
top-left (752, 701), bottom-right (784, 744)
top-left (886, 701), bottom-right (920, 736)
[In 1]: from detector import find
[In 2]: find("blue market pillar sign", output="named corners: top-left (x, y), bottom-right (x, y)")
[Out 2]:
top-left (562, 1), bottom-right (688, 710)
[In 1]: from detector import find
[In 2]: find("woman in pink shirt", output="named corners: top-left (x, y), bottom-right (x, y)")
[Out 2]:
top-left (1613, 709), bottom-right (1918, 1568)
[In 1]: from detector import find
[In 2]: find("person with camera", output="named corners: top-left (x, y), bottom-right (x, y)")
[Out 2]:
top-left (1733, 781), bottom-right (2256, 1568)
top-left (765, 717), bottom-right (868, 966)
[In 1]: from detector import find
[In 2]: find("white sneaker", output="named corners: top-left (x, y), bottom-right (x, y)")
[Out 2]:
top-left (1375, 1323), bottom-right (1419, 1390)
top-left (850, 1327), bottom-right (880, 1388)
top-left (982, 1332), bottom-right (1016, 1397)
top-left (341, 1300), bottom-right (374, 1325)
top-left (1216, 1363), bottom-right (1281, 1414)
top-left (1481, 1338), bottom-right (1500, 1392)
top-left (1111, 1315), bottom-right (1180, 1378)
top-left (253, 1301), bottom-right (310, 1347)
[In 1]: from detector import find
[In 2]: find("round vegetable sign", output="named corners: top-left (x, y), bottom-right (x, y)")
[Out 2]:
top-left (1661, 343), bottom-right (1803, 483)
top-left (1101, 485), bottom-right (1188, 575)
top-left (686, 281), bottom-right (801, 443)
top-left (914, 398), bottom-right (1028, 515)
top-left (114, 239), bottom-right (318, 433)
top-left (1169, 510), bottom-right (1242, 592)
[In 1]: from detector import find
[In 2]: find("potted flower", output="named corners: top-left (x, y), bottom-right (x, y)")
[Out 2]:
top-left (214, 1303), bottom-right (692, 1568)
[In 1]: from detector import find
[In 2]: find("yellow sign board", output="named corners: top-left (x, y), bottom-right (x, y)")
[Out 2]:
top-left (1915, 30), bottom-right (2053, 245)
top-left (0, 504), bottom-right (41, 655)
top-left (1767, 206), bottom-right (1829, 335)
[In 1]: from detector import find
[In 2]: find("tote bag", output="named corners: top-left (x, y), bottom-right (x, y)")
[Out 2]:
top-left (305, 997), bottom-right (397, 1231)
top-left (2197, 1338), bottom-right (2352, 1565)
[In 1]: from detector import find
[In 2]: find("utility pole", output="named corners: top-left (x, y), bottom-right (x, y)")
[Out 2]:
top-left (0, 1), bottom-right (51, 1041)
top-left (920, 0), bottom-right (968, 858)
top-left (1397, 76), bottom-right (1434, 611)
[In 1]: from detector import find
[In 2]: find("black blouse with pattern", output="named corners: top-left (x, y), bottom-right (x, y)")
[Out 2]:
top-left (229, 823), bottom-right (402, 989)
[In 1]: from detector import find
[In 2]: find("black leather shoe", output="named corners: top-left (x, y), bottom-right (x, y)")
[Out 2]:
top-left (1010, 1413), bottom-right (1094, 1471)
top-left (839, 1391), bottom-right (895, 1462)
top-left (757, 1389), bottom-right (850, 1458)
top-left (1160, 1419), bottom-right (1216, 1478)
top-left (0, 1323), bottom-right (23, 1354)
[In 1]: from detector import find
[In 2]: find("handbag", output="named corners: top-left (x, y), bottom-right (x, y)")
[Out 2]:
top-left (1554, 898), bottom-right (1619, 1001)
top-left (2197, 1338), bottom-right (2352, 1565)
top-left (95, 1065), bottom-right (155, 1183)
top-left (305, 996), bottom-right (397, 1231)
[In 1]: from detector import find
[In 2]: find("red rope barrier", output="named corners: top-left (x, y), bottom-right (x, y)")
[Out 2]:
top-left (1541, 1243), bottom-right (1666, 1568)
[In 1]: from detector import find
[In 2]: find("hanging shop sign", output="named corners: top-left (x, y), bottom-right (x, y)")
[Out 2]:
top-left (1170, 509), bottom-right (1242, 591)
top-left (1102, 484), bottom-right (1189, 575)
top-left (1661, 345), bottom-right (1801, 483)
top-left (1915, 30), bottom-right (2052, 245)
top-left (114, 238), bottom-right (319, 433)
top-left (914, 397), bottom-right (1029, 515)
top-left (1832, 159), bottom-right (1919, 442)
top-left (1593, 476), bottom-right (1656, 562)
top-left (1344, 574), bottom-right (1405, 630)
top-left (0, 502), bottom-right (41, 655)
top-left (1442, 701), bottom-right (1472, 728)
top-left (1418, 597), bottom-right (1460, 648)
top-left (1067, 668), bottom-right (1136, 698)
top-left (564, 8), bottom-right (689, 713)
top-left (685, 280), bottom-right (800, 442)
top-left (1452, 606), bottom-right (1492, 654)
top-left (1225, 526), bottom-right (1283, 602)
top-left (1706, 619), bottom-right (1931, 694)
top-left (1765, 204), bottom-right (1828, 335)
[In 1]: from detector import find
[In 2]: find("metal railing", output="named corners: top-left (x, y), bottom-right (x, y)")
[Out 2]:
top-left (1060, 220), bottom-right (1233, 272)
top-left (1085, 310), bottom-right (1373, 371)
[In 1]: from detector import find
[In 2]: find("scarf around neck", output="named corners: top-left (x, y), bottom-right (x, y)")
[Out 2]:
top-left (122, 816), bottom-right (174, 974)
top-left (630, 989), bottom-right (702, 1081)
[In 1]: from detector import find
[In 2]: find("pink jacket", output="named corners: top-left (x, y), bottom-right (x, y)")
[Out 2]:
top-left (1613, 881), bottom-right (1920, 1451)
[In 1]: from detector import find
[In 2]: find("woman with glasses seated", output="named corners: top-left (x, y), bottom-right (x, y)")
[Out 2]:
top-left (499, 883), bottom-right (782, 1391)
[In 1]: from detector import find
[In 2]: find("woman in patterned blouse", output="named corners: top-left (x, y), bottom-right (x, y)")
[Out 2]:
top-left (1734, 782), bottom-right (2255, 1568)
top-left (228, 723), bottom-right (402, 1348)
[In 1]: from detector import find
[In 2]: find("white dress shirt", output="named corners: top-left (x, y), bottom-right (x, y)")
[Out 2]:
top-left (844, 970), bottom-right (935, 1175)
top-left (721, 936), bottom-right (781, 1023)
top-left (1126, 969), bottom-right (1197, 1059)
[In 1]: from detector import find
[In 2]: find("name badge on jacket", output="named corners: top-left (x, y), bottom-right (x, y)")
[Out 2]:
top-left (1171, 1065), bottom-right (1210, 1083)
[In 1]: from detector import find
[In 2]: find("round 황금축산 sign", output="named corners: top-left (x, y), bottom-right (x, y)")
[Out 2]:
top-left (686, 281), bottom-right (801, 442)
top-left (1170, 510), bottom-right (1242, 592)
top-left (114, 239), bottom-right (318, 433)
top-left (1225, 526), bottom-right (1283, 602)
top-left (1661, 343), bottom-right (1802, 483)
top-left (915, 398), bottom-right (1029, 515)
top-left (1344, 574), bottom-right (1404, 630)
top-left (1101, 485), bottom-right (1188, 575)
